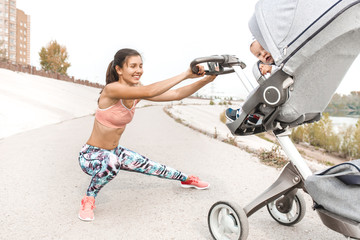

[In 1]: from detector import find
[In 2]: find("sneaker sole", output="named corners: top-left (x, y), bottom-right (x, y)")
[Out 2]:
top-left (181, 184), bottom-right (210, 190)
top-left (225, 115), bottom-right (236, 122)
top-left (78, 214), bottom-right (94, 222)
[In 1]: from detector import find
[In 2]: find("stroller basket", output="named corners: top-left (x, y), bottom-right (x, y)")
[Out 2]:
top-left (305, 160), bottom-right (360, 222)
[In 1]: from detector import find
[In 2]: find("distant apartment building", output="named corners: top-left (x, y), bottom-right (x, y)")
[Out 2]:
top-left (0, 0), bottom-right (30, 65)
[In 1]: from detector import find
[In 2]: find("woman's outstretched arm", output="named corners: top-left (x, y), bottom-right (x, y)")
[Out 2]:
top-left (145, 74), bottom-right (217, 102)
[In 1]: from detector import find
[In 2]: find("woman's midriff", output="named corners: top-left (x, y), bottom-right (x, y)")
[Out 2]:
top-left (86, 119), bottom-right (126, 150)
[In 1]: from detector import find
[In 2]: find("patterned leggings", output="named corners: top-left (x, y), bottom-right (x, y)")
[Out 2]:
top-left (79, 144), bottom-right (188, 197)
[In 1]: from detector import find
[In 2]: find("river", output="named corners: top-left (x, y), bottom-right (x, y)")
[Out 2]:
top-left (330, 116), bottom-right (359, 133)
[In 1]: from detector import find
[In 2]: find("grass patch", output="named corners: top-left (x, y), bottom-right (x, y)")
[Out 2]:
top-left (222, 135), bottom-right (237, 146)
top-left (256, 145), bottom-right (288, 168)
top-left (214, 127), bottom-right (218, 139)
top-left (319, 160), bottom-right (334, 166)
top-left (175, 118), bottom-right (184, 124)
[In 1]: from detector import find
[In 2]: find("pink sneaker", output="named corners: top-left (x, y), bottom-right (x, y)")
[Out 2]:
top-left (78, 196), bottom-right (95, 221)
top-left (181, 175), bottom-right (210, 190)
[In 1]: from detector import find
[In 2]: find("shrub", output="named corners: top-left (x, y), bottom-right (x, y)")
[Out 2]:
top-left (256, 146), bottom-right (288, 168)
top-left (340, 125), bottom-right (355, 157)
top-left (291, 113), bottom-right (340, 153)
top-left (219, 110), bottom-right (226, 124)
top-left (353, 119), bottom-right (360, 158)
top-left (291, 125), bottom-right (305, 143)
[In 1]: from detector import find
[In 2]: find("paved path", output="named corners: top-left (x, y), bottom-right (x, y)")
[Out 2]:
top-left (0, 106), bottom-right (345, 240)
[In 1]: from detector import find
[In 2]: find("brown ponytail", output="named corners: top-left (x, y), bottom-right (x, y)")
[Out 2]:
top-left (105, 60), bottom-right (119, 85)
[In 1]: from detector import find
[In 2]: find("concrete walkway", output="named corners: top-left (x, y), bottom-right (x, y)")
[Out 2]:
top-left (0, 106), bottom-right (345, 240)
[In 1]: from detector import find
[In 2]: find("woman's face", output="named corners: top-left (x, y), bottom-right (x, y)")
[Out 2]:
top-left (117, 55), bottom-right (143, 85)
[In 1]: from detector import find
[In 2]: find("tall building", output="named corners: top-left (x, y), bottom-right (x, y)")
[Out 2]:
top-left (0, 0), bottom-right (30, 65)
top-left (16, 9), bottom-right (30, 64)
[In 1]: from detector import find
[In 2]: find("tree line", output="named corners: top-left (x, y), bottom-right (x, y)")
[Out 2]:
top-left (325, 91), bottom-right (360, 116)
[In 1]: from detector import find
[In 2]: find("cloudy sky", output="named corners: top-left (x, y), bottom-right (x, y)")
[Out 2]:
top-left (16, 0), bottom-right (360, 98)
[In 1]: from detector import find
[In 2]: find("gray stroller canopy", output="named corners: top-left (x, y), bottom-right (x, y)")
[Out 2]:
top-left (249, 0), bottom-right (359, 66)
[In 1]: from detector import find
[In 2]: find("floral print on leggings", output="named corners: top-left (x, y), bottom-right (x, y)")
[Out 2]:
top-left (79, 144), bottom-right (188, 197)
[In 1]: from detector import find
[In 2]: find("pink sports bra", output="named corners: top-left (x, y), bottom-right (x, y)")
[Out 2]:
top-left (95, 99), bottom-right (139, 128)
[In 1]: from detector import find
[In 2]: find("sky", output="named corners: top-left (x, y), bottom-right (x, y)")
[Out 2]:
top-left (16, 0), bottom-right (360, 99)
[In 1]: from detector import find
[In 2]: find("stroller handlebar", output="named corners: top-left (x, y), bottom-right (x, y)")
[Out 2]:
top-left (190, 55), bottom-right (246, 75)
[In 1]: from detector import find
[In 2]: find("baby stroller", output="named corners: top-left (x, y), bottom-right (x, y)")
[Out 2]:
top-left (191, 0), bottom-right (360, 239)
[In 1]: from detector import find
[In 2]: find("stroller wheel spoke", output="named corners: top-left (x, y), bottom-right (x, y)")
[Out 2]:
top-left (286, 212), bottom-right (294, 221)
top-left (218, 225), bottom-right (225, 235)
top-left (219, 208), bottom-right (228, 219)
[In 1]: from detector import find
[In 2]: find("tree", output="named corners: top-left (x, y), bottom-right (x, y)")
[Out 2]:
top-left (39, 40), bottom-right (71, 75)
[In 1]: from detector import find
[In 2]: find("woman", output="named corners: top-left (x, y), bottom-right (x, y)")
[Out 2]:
top-left (78, 48), bottom-right (217, 221)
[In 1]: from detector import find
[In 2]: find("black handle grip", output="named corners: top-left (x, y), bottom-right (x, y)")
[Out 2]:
top-left (190, 55), bottom-right (246, 75)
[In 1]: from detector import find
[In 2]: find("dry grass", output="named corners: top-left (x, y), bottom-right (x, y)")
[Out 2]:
top-left (219, 110), bottom-right (227, 124)
top-left (256, 145), bottom-right (289, 168)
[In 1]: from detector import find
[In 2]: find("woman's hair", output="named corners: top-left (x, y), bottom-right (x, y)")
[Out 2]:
top-left (105, 48), bottom-right (141, 85)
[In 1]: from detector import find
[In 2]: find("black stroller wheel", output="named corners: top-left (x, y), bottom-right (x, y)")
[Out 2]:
top-left (208, 201), bottom-right (249, 240)
top-left (267, 192), bottom-right (306, 226)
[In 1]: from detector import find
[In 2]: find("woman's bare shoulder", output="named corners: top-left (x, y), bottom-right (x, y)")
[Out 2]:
top-left (98, 86), bottom-right (121, 108)
top-left (103, 81), bottom-right (122, 91)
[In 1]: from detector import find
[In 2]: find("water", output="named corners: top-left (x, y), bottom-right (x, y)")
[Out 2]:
top-left (330, 116), bottom-right (359, 133)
